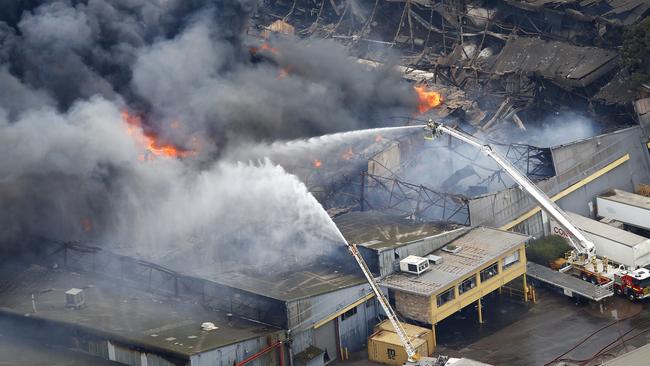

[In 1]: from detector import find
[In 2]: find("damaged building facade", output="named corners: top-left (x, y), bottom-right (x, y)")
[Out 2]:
top-left (1, 0), bottom-right (650, 365)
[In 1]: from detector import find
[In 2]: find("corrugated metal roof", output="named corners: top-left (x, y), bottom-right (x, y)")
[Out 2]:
top-left (566, 211), bottom-right (649, 247)
top-left (602, 0), bottom-right (650, 25)
top-left (380, 227), bottom-right (529, 296)
top-left (492, 37), bottom-right (619, 88)
top-left (201, 266), bottom-right (366, 301)
top-left (334, 211), bottom-right (453, 251)
top-left (599, 189), bottom-right (650, 210)
top-left (0, 266), bottom-right (282, 356)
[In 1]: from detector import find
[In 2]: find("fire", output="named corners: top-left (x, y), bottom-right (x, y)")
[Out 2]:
top-left (260, 43), bottom-right (279, 54)
top-left (414, 86), bottom-right (442, 114)
top-left (375, 134), bottom-right (383, 142)
top-left (312, 159), bottom-right (323, 168)
top-left (341, 147), bottom-right (354, 160)
top-left (122, 110), bottom-right (194, 160)
top-left (250, 43), bottom-right (279, 56)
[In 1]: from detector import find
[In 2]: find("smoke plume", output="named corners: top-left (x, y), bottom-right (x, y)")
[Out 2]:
top-left (0, 0), bottom-right (417, 272)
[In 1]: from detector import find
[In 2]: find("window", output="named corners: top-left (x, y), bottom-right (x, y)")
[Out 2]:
top-left (480, 262), bottom-right (499, 282)
top-left (458, 275), bottom-right (477, 295)
top-left (436, 287), bottom-right (455, 307)
top-left (408, 263), bottom-right (417, 272)
top-left (502, 250), bottom-right (520, 270)
top-left (341, 306), bottom-right (357, 321)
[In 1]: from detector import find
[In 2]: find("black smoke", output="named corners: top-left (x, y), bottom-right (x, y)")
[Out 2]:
top-left (0, 0), bottom-right (416, 270)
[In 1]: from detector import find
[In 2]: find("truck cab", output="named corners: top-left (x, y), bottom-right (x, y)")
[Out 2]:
top-left (614, 268), bottom-right (650, 300)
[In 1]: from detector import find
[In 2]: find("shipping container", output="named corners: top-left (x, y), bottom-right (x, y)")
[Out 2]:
top-left (550, 212), bottom-right (650, 268)
top-left (373, 319), bottom-right (435, 356)
top-left (597, 189), bottom-right (650, 231)
top-left (368, 330), bottom-right (429, 366)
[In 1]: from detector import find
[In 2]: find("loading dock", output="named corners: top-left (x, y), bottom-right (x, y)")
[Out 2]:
top-left (526, 262), bottom-right (613, 301)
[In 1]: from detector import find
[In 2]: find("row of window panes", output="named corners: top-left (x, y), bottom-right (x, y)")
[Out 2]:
top-left (436, 261), bottom-right (500, 307)
top-left (502, 250), bottom-right (521, 270)
top-left (435, 252), bottom-right (522, 308)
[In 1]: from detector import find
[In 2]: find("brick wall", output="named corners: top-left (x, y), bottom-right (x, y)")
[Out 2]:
top-left (395, 291), bottom-right (431, 324)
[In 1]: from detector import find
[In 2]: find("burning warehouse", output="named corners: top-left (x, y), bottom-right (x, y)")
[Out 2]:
top-left (1, 0), bottom-right (650, 365)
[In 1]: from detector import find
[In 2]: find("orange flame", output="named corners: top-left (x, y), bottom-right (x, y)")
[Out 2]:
top-left (312, 159), bottom-right (323, 168)
top-left (260, 43), bottom-right (279, 54)
top-left (341, 147), bottom-right (354, 160)
top-left (122, 111), bottom-right (194, 160)
top-left (250, 43), bottom-right (279, 56)
top-left (414, 86), bottom-right (442, 114)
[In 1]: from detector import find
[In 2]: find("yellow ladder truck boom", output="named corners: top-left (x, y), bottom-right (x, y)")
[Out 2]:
top-left (347, 243), bottom-right (446, 365)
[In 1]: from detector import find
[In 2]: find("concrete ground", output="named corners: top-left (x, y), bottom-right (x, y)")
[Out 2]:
top-left (335, 286), bottom-right (650, 366)
top-left (435, 287), bottom-right (650, 365)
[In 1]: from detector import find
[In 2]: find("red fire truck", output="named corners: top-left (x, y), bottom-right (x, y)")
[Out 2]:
top-left (613, 267), bottom-right (650, 301)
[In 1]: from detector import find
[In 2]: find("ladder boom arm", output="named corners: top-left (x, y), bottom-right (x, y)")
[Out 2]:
top-left (426, 121), bottom-right (595, 257)
top-left (348, 244), bottom-right (419, 362)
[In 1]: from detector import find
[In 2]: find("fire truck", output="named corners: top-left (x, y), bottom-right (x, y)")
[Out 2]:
top-left (613, 267), bottom-right (650, 300)
top-left (423, 120), bottom-right (650, 301)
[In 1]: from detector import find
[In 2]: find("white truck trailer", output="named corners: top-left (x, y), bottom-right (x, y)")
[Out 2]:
top-left (597, 189), bottom-right (650, 231)
top-left (550, 211), bottom-right (650, 268)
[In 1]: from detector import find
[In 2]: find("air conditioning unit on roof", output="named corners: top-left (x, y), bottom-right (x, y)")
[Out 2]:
top-left (399, 256), bottom-right (430, 275)
top-left (65, 288), bottom-right (86, 310)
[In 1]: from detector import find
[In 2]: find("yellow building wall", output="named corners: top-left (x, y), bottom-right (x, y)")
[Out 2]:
top-left (428, 245), bottom-right (527, 324)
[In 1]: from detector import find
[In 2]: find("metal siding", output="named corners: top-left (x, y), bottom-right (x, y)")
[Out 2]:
top-left (291, 328), bottom-right (314, 358)
top-left (289, 284), bottom-right (379, 355)
top-left (313, 320), bottom-right (338, 362)
top-left (470, 127), bottom-right (650, 236)
top-left (112, 343), bottom-right (142, 366)
top-left (147, 354), bottom-right (178, 366)
top-left (191, 337), bottom-right (271, 366)
top-left (338, 304), bottom-right (366, 352)
top-left (512, 211), bottom-right (544, 239)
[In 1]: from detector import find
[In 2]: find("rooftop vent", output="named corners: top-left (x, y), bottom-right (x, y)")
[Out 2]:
top-left (442, 245), bottom-right (462, 254)
top-left (427, 254), bottom-right (443, 265)
top-left (65, 288), bottom-right (85, 310)
top-left (399, 256), bottom-right (430, 275)
top-left (201, 322), bottom-right (219, 331)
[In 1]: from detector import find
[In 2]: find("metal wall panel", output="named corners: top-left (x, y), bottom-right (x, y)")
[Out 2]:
top-left (288, 284), bottom-right (378, 356)
top-left (470, 126), bottom-right (650, 237)
top-left (190, 337), bottom-right (276, 366)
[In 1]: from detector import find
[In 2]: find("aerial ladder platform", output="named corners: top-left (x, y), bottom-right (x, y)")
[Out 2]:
top-left (423, 120), bottom-right (648, 302)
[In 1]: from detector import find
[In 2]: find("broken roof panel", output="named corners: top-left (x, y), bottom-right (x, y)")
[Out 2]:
top-left (593, 69), bottom-right (636, 105)
top-left (492, 37), bottom-right (619, 89)
top-left (334, 211), bottom-right (454, 250)
top-left (601, 0), bottom-right (650, 25)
